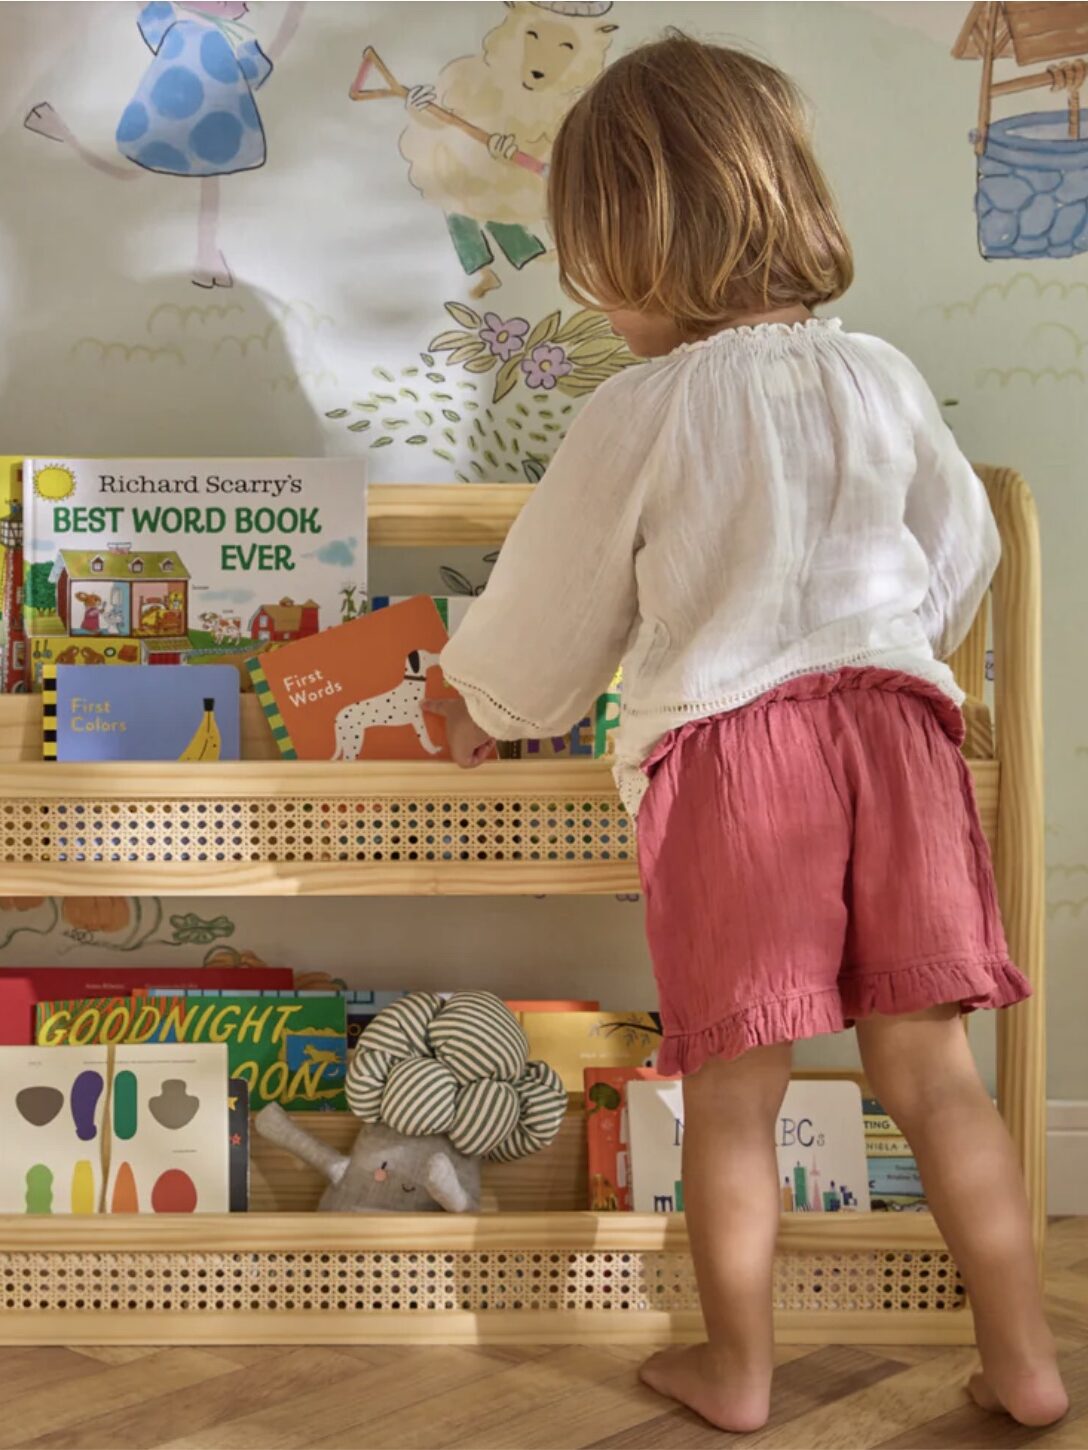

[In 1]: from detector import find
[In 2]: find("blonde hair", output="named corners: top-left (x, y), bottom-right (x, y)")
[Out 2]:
top-left (549, 33), bottom-right (853, 332)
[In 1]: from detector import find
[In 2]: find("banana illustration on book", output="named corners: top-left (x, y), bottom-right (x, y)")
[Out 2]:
top-left (178, 697), bottom-right (222, 762)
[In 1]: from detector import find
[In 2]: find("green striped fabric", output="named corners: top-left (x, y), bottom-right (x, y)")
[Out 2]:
top-left (428, 991), bottom-right (529, 1083)
top-left (346, 991), bottom-right (567, 1162)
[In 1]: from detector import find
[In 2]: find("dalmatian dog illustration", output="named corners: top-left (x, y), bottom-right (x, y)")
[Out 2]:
top-left (331, 649), bottom-right (444, 761)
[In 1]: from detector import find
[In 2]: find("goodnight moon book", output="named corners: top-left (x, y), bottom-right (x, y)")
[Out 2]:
top-left (21, 458), bottom-right (367, 667)
top-left (44, 663), bottom-right (241, 762)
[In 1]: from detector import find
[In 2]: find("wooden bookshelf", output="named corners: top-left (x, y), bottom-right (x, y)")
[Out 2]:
top-left (0, 472), bottom-right (1044, 1346)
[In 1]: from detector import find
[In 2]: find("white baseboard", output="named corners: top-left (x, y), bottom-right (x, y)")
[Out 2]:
top-left (1048, 1100), bottom-right (1088, 1215)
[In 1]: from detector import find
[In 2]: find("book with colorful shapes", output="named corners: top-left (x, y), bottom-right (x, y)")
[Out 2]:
top-left (627, 1078), bottom-right (871, 1215)
top-left (35, 994), bottom-right (348, 1112)
top-left (43, 663), bottom-right (240, 762)
top-left (518, 1011), bottom-right (661, 1094)
top-left (1, 1042), bottom-right (230, 1214)
top-left (584, 1066), bottom-right (672, 1211)
top-left (228, 1078), bottom-right (250, 1212)
top-left (21, 458), bottom-right (366, 660)
top-left (247, 595), bottom-right (457, 761)
top-left (0, 966), bottom-right (294, 1047)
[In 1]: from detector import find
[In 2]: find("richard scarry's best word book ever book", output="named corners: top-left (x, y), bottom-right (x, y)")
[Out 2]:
top-left (22, 458), bottom-right (367, 668)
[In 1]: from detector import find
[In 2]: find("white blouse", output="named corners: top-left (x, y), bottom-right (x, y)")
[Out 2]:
top-left (441, 318), bottom-right (999, 814)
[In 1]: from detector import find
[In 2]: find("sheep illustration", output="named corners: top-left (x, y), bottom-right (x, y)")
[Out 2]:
top-left (355, 2), bottom-right (617, 298)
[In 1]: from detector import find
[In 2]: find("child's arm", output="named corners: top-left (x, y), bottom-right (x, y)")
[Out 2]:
top-left (440, 382), bottom-right (646, 747)
top-left (903, 379), bottom-right (1000, 663)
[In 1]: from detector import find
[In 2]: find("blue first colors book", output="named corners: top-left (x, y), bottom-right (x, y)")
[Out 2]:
top-left (45, 664), bottom-right (240, 761)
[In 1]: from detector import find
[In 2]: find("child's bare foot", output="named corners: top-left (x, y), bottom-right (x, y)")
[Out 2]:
top-left (639, 1344), bottom-right (771, 1432)
top-left (968, 1364), bottom-right (1069, 1427)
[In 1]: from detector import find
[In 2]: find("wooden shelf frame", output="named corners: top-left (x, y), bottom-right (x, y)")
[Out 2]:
top-left (0, 468), bottom-right (1045, 1345)
top-left (0, 1209), bottom-right (949, 1255)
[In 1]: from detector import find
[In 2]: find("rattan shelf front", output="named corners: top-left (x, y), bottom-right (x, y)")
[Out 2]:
top-left (0, 751), bottom-right (996, 897)
top-left (0, 1211), bottom-right (971, 1347)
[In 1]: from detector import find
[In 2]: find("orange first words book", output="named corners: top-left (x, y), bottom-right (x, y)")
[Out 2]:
top-left (247, 596), bottom-right (459, 761)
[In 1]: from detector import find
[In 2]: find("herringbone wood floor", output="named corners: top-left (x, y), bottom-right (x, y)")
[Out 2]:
top-left (3, 1219), bottom-right (1086, 1450)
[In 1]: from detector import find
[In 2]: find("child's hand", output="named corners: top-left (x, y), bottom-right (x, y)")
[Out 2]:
top-left (424, 697), bottom-right (497, 769)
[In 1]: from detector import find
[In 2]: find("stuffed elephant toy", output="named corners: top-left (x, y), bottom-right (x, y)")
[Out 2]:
top-left (256, 991), bottom-right (567, 1213)
top-left (255, 1103), bottom-right (481, 1213)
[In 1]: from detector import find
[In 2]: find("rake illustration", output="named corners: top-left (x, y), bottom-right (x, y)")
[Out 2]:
top-left (349, 46), bottom-right (549, 177)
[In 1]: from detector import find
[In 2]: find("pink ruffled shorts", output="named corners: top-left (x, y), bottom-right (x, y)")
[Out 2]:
top-left (637, 669), bottom-right (1031, 1077)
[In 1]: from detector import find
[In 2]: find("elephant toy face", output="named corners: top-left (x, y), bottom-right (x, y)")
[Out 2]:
top-left (319, 1121), bottom-right (481, 1214)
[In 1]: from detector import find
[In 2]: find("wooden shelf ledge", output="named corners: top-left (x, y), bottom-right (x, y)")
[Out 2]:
top-left (0, 1209), bottom-right (946, 1255)
top-left (0, 757), bottom-right (623, 799)
top-left (369, 483), bottom-right (532, 547)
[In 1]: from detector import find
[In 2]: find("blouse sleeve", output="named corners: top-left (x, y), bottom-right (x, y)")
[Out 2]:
top-left (903, 375), bottom-right (1000, 662)
top-left (440, 380), bottom-right (649, 740)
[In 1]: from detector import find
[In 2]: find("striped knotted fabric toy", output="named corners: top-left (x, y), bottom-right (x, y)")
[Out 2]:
top-left (346, 991), bottom-right (567, 1162)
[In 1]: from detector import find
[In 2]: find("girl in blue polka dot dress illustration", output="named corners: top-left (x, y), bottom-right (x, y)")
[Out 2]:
top-left (25, 2), bottom-right (303, 288)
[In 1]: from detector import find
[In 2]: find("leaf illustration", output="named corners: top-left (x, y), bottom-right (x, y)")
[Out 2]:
top-left (325, 408), bottom-right (349, 419)
top-left (523, 457), bottom-right (547, 483)
top-left (525, 311), bottom-right (562, 350)
top-left (430, 330), bottom-right (475, 352)
top-left (442, 408), bottom-right (461, 422)
top-left (492, 356), bottom-right (522, 404)
top-left (464, 354), bottom-right (498, 373)
top-left (568, 338), bottom-right (623, 365)
top-left (445, 301), bottom-right (482, 329)
top-left (406, 435), bottom-right (428, 445)
top-left (371, 436), bottom-right (393, 448)
top-left (347, 420), bottom-right (371, 432)
top-left (447, 342), bottom-right (488, 366)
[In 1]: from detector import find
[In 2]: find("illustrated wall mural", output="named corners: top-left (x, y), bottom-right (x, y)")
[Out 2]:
top-left (0, 1), bottom-right (1085, 1097)
top-left (356, 2), bottom-right (617, 299)
top-left (953, 2), bottom-right (1088, 260)
top-left (25, 1), bottom-right (305, 288)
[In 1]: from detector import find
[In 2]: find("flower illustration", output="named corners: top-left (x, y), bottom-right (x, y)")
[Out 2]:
top-left (480, 314), bottom-right (529, 362)
top-left (522, 343), bottom-right (573, 390)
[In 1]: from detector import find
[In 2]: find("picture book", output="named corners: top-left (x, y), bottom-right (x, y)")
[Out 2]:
top-left (0, 457), bottom-right (25, 694)
top-left (864, 1096), bottom-right (925, 1209)
top-left (0, 966), bottom-right (294, 1046)
top-left (228, 1078), bottom-right (249, 1212)
top-left (27, 635), bottom-right (142, 690)
top-left (35, 993), bottom-right (348, 1111)
top-left (584, 1066), bottom-right (671, 1211)
top-left (518, 1011), bottom-right (661, 1094)
top-left (45, 663), bottom-right (241, 762)
top-left (247, 595), bottom-right (457, 761)
top-left (146, 984), bottom-right (397, 1054)
top-left (627, 1078), bottom-right (871, 1214)
top-left (371, 595), bottom-right (472, 635)
top-left (519, 669), bottom-right (622, 760)
top-left (506, 1000), bottom-right (599, 1012)
top-left (21, 458), bottom-right (367, 666)
top-left (0, 1042), bottom-right (229, 1214)
top-left (343, 990), bottom-right (408, 1049)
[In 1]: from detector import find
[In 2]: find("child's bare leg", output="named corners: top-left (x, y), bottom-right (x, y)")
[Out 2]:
top-left (640, 1042), bottom-right (791, 1432)
top-left (857, 1007), bottom-right (1067, 1427)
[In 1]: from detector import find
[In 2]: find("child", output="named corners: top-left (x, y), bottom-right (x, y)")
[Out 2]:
top-left (429, 34), bottom-right (1068, 1433)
